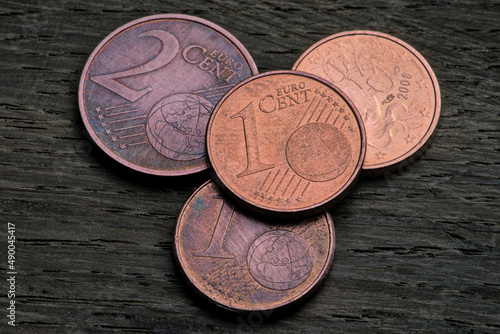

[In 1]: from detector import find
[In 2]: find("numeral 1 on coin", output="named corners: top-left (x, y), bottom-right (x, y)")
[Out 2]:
top-left (194, 196), bottom-right (234, 259)
top-left (91, 30), bottom-right (179, 102)
top-left (231, 102), bottom-right (275, 178)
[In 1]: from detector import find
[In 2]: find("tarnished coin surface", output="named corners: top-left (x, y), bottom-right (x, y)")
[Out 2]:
top-left (174, 181), bottom-right (335, 312)
top-left (79, 14), bottom-right (257, 175)
top-left (293, 31), bottom-right (440, 176)
top-left (206, 71), bottom-right (365, 217)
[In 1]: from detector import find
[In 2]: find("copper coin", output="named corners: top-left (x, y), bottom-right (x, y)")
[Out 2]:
top-left (293, 31), bottom-right (441, 176)
top-left (79, 14), bottom-right (258, 176)
top-left (206, 71), bottom-right (366, 217)
top-left (174, 180), bottom-right (335, 312)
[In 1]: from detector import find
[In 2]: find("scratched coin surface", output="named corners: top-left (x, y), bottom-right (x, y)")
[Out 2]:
top-left (293, 31), bottom-right (441, 175)
top-left (174, 181), bottom-right (335, 312)
top-left (79, 14), bottom-right (257, 175)
top-left (206, 71), bottom-right (365, 217)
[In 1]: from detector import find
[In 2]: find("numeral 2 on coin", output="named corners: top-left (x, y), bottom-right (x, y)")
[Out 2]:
top-left (231, 102), bottom-right (275, 178)
top-left (90, 30), bottom-right (179, 102)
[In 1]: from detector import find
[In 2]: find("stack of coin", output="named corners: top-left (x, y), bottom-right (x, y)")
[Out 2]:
top-left (79, 15), bottom-right (440, 313)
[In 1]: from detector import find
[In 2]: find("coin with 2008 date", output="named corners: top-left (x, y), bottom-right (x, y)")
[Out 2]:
top-left (293, 31), bottom-right (441, 176)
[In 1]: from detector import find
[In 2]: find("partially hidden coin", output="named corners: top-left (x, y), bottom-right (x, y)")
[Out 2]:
top-left (206, 71), bottom-right (366, 217)
top-left (79, 14), bottom-right (258, 176)
top-left (293, 31), bottom-right (441, 176)
top-left (174, 180), bottom-right (335, 312)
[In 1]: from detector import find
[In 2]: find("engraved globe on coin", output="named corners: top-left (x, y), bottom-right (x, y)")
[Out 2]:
top-left (146, 94), bottom-right (212, 160)
top-left (286, 123), bottom-right (351, 182)
top-left (248, 230), bottom-right (313, 290)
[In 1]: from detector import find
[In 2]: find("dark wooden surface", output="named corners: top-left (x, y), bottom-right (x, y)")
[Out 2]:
top-left (1, 0), bottom-right (499, 333)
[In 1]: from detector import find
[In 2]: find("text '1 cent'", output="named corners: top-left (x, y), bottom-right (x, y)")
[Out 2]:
top-left (206, 71), bottom-right (366, 217)
top-left (174, 181), bottom-right (336, 312)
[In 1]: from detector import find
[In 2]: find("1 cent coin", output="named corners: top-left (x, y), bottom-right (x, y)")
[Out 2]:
top-left (79, 14), bottom-right (258, 176)
top-left (206, 71), bottom-right (366, 217)
top-left (293, 31), bottom-right (441, 176)
top-left (174, 181), bottom-right (335, 312)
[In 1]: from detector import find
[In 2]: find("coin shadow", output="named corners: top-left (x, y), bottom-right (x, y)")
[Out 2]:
top-left (85, 135), bottom-right (211, 191)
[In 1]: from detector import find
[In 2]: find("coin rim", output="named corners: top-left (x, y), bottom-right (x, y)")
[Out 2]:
top-left (173, 180), bottom-right (336, 312)
top-left (206, 70), bottom-right (366, 217)
top-left (78, 14), bottom-right (259, 176)
top-left (292, 30), bottom-right (441, 176)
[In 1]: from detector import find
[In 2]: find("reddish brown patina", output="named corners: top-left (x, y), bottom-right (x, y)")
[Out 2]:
top-left (206, 71), bottom-right (365, 217)
top-left (293, 31), bottom-right (440, 176)
top-left (174, 181), bottom-right (335, 312)
top-left (79, 14), bottom-right (257, 175)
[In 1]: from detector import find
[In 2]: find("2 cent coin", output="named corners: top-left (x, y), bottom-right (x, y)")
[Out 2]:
top-left (79, 14), bottom-right (257, 176)
top-left (293, 31), bottom-right (441, 176)
top-left (206, 71), bottom-right (366, 217)
top-left (174, 181), bottom-right (335, 312)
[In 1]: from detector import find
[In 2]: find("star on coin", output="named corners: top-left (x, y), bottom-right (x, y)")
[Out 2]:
top-left (120, 143), bottom-right (127, 149)
top-left (397, 50), bottom-right (407, 61)
top-left (404, 134), bottom-right (414, 144)
top-left (105, 129), bottom-right (111, 135)
top-left (375, 151), bottom-right (386, 160)
top-left (111, 136), bottom-right (117, 142)
top-left (337, 40), bottom-right (350, 49)
top-left (94, 106), bottom-right (102, 113)
top-left (419, 108), bottom-right (431, 117)
top-left (308, 55), bottom-right (323, 65)
top-left (98, 114), bottom-right (104, 120)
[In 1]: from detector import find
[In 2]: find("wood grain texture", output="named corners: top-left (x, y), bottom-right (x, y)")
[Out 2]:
top-left (1, 0), bottom-right (499, 332)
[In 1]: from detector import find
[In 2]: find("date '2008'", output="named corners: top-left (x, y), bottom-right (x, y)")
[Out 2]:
top-left (382, 72), bottom-right (413, 105)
